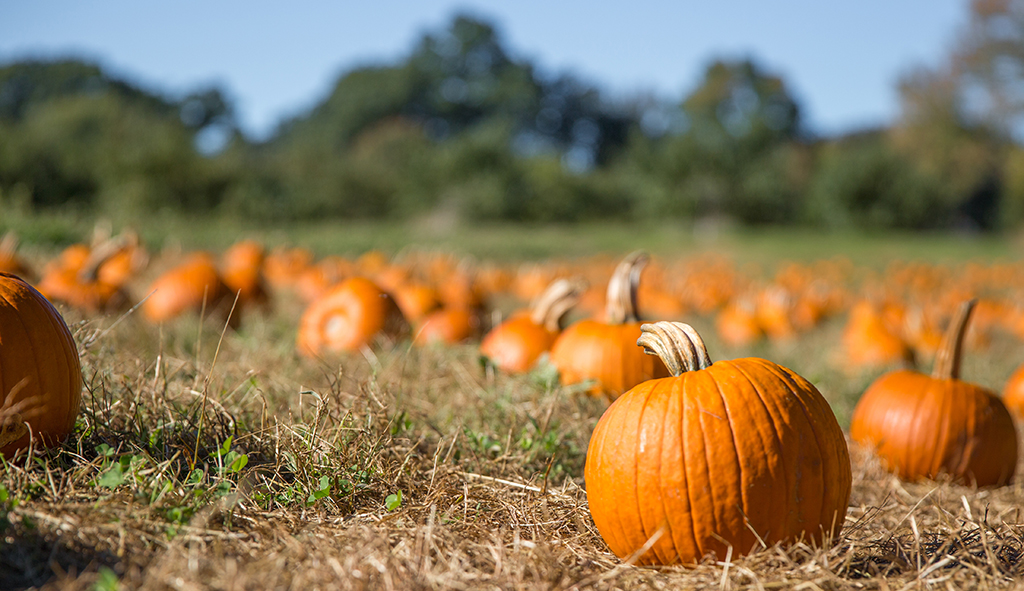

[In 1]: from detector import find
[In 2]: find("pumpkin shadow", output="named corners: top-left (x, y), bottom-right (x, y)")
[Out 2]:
top-left (0, 526), bottom-right (122, 590)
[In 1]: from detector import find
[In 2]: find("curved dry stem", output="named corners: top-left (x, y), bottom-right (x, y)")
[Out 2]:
top-left (529, 277), bottom-right (587, 331)
top-left (605, 250), bottom-right (649, 324)
top-left (932, 299), bottom-right (976, 381)
top-left (637, 321), bottom-right (713, 376)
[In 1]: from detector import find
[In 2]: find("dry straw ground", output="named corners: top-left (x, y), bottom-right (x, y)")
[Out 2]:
top-left (3, 280), bottom-right (1024, 590)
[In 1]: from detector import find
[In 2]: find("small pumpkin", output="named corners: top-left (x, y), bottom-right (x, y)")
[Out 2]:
top-left (297, 276), bottom-right (406, 356)
top-left (1003, 362), bottom-right (1024, 419)
top-left (850, 300), bottom-right (1018, 486)
top-left (142, 252), bottom-right (236, 327)
top-left (36, 238), bottom-right (132, 313)
top-left (549, 251), bottom-right (669, 399)
top-left (413, 307), bottom-right (481, 346)
top-left (0, 273), bottom-right (83, 457)
top-left (480, 277), bottom-right (586, 373)
top-left (220, 239), bottom-right (269, 310)
top-left (585, 321), bottom-right (851, 566)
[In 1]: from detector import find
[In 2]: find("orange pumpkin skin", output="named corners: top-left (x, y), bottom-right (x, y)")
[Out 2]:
top-left (550, 252), bottom-right (668, 399)
top-left (1003, 363), bottom-right (1024, 418)
top-left (413, 307), bottom-right (480, 346)
top-left (220, 240), bottom-right (269, 309)
top-left (550, 320), bottom-right (668, 397)
top-left (480, 313), bottom-right (557, 373)
top-left (585, 323), bottom-right (851, 566)
top-left (850, 300), bottom-right (1018, 486)
top-left (851, 370), bottom-right (1017, 486)
top-left (142, 253), bottom-right (234, 325)
top-left (0, 273), bottom-right (82, 457)
top-left (297, 277), bottom-right (405, 356)
top-left (392, 282), bottom-right (441, 323)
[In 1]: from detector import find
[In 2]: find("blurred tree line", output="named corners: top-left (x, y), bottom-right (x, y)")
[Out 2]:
top-left (3, 3), bottom-right (1024, 230)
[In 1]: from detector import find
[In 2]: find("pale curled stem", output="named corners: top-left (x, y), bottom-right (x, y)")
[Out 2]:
top-left (529, 277), bottom-right (587, 331)
top-left (637, 321), bottom-right (713, 376)
top-left (605, 250), bottom-right (649, 324)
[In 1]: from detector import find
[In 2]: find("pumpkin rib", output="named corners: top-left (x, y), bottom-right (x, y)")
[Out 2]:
top-left (5, 289), bottom-right (48, 421)
top-left (681, 376), bottom-right (713, 561)
top-left (616, 384), bottom-right (651, 559)
top-left (729, 360), bottom-right (793, 542)
top-left (704, 370), bottom-right (753, 557)
top-left (37, 292), bottom-right (79, 433)
top-left (710, 370), bottom-right (759, 554)
top-left (752, 360), bottom-right (835, 540)
top-left (636, 378), bottom-right (673, 564)
top-left (699, 370), bottom-right (747, 556)
top-left (593, 391), bottom-right (636, 557)
top-left (654, 379), bottom-right (683, 565)
top-left (738, 361), bottom-right (805, 541)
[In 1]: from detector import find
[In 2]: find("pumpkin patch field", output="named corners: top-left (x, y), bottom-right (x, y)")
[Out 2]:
top-left (4, 221), bottom-right (1024, 589)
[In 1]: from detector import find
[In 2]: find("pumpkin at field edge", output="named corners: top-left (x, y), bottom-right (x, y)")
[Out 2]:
top-left (413, 306), bottom-right (481, 346)
top-left (480, 277), bottom-right (586, 373)
top-left (220, 239), bottom-right (270, 311)
top-left (850, 299), bottom-right (1018, 486)
top-left (1003, 362), bottom-right (1024, 418)
top-left (0, 272), bottom-right (83, 457)
top-left (142, 252), bottom-right (238, 328)
top-left (585, 321), bottom-right (851, 566)
top-left (297, 276), bottom-right (406, 356)
top-left (549, 251), bottom-right (669, 399)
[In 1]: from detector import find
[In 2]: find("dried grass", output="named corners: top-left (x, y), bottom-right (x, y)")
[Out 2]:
top-left (3, 293), bottom-right (1024, 590)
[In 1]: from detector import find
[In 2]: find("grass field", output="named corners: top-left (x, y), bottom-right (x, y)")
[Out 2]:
top-left (3, 217), bottom-right (1024, 589)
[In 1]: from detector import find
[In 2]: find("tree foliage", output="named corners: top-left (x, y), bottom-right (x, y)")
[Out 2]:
top-left (1, 12), bottom-right (1023, 231)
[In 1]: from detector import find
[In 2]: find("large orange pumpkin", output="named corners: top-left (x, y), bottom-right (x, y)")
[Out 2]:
top-left (297, 277), bottom-right (406, 356)
top-left (550, 251), bottom-right (668, 399)
top-left (850, 300), bottom-right (1018, 486)
top-left (585, 321), bottom-right (851, 566)
top-left (480, 278), bottom-right (585, 373)
top-left (0, 273), bottom-right (83, 456)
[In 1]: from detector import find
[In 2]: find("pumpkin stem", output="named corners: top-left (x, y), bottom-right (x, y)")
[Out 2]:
top-left (637, 321), bottom-right (713, 376)
top-left (605, 250), bottom-right (649, 324)
top-left (529, 277), bottom-right (587, 331)
top-left (932, 299), bottom-right (976, 381)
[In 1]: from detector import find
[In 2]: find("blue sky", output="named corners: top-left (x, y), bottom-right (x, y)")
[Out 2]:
top-left (1, 1), bottom-right (966, 140)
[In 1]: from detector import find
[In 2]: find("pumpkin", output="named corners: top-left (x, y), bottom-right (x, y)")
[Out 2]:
top-left (142, 252), bottom-right (237, 327)
top-left (585, 321), bottom-right (851, 566)
top-left (413, 307), bottom-right (481, 346)
top-left (220, 239), bottom-right (269, 310)
top-left (480, 277), bottom-right (586, 373)
top-left (841, 300), bottom-right (914, 370)
top-left (36, 238), bottom-right (132, 313)
top-left (715, 298), bottom-right (763, 348)
top-left (549, 251), bottom-right (669, 399)
top-left (850, 300), bottom-right (1018, 486)
top-left (297, 276), bottom-right (406, 356)
top-left (263, 246), bottom-right (314, 289)
top-left (1003, 362), bottom-right (1024, 419)
top-left (391, 282), bottom-right (442, 323)
top-left (0, 272), bottom-right (82, 456)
